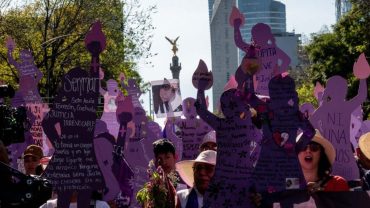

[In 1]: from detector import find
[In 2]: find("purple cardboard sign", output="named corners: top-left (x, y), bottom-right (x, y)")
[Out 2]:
top-left (110, 94), bottom-right (135, 207)
top-left (151, 78), bottom-right (183, 118)
top-left (94, 130), bottom-right (121, 201)
top-left (194, 60), bottom-right (256, 207)
top-left (168, 96), bottom-right (211, 160)
top-left (230, 7), bottom-right (291, 96)
top-left (123, 107), bottom-right (159, 207)
top-left (356, 120), bottom-right (370, 144)
top-left (41, 22), bottom-right (106, 207)
top-left (310, 75), bottom-right (367, 180)
top-left (300, 103), bottom-right (315, 119)
top-left (314, 82), bottom-right (325, 105)
top-left (164, 121), bottom-right (183, 161)
top-left (120, 73), bottom-right (143, 109)
top-left (7, 37), bottom-right (45, 169)
top-left (251, 74), bottom-right (315, 194)
top-left (350, 106), bottom-right (363, 149)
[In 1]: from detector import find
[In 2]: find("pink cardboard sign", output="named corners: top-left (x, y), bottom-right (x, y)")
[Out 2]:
top-left (99, 70), bottom-right (121, 138)
top-left (353, 53), bottom-right (370, 79)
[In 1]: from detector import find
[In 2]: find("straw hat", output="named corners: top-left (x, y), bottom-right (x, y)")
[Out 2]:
top-left (176, 150), bottom-right (217, 187)
top-left (23, 145), bottom-right (43, 160)
top-left (359, 132), bottom-right (370, 160)
top-left (201, 131), bottom-right (216, 146)
top-left (296, 129), bottom-right (336, 165)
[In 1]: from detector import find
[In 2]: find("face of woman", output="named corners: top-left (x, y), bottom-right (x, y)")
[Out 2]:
top-left (160, 84), bottom-right (175, 102)
top-left (298, 143), bottom-right (322, 171)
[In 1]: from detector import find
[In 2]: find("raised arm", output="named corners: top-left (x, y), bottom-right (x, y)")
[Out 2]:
top-left (348, 79), bottom-right (367, 111)
top-left (233, 19), bottom-right (250, 51)
top-left (230, 6), bottom-right (249, 51)
top-left (195, 88), bottom-right (219, 129)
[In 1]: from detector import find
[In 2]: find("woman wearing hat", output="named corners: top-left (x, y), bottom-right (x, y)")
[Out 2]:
top-left (296, 130), bottom-right (350, 192)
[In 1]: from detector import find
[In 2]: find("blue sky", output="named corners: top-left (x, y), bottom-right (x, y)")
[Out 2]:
top-left (138, 0), bottom-right (336, 124)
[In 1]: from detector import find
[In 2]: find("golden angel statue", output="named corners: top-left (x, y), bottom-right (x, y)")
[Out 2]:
top-left (165, 36), bottom-right (179, 56)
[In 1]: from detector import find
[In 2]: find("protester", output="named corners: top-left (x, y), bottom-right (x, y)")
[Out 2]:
top-left (356, 132), bottom-right (370, 190)
top-left (176, 150), bottom-right (216, 208)
top-left (39, 191), bottom-right (110, 208)
top-left (199, 131), bottom-right (217, 152)
top-left (296, 130), bottom-right (350, 192)
top-left (153, 139), bottom-right (178, 175)
top-left (152, 139), bottom-right (180, 207)
top-left (23, 144), bottom-right (44, 175)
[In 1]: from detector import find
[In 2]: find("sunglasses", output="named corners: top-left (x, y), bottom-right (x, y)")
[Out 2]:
top-left (193, 164), bottom-right (215, 173)
top-left (300, 143), bottom-right (321, 152)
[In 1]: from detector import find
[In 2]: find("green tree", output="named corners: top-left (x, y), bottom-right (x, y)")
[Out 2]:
top-left (300, 0), bottom-right (370, 117)
top-left (0, 0), bottom-right (155, 98)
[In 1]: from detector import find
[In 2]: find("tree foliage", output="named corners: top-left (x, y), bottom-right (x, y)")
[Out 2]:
top-left (298, 0), bottom-right (370, 117)
top-left (0, 0), bottom-right (155, 98)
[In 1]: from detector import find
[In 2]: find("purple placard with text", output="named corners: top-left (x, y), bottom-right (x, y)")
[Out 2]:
top-left (41, 22), bottom-right (106, 207)
top-left (310, 54), bottom-right (370, 180)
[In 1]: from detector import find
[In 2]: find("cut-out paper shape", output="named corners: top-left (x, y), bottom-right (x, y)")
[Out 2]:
top-left (350, 106), bottom-right (363, 149)
top-left (110, 94), bottom-right (135, 207)
top-left (223, 75), bottom-right (238, 92)
top-left (229, 6), bottom-right (245, 27)
top-left (124, 106), bottom-right (160, 207)
top-left (314, 82), bottom-right (325, 105)
top-left (151, 78), bottom-right (183, 118)
top-left (168, 96), bottom-right (211, 160)
top-left (250, 74), bottom-right (315, 198)
top-left (120, 73), bottom-right (143, 109)
top-left (300, 103), bottom-right (316, 120)
top-left (99, 69), bottom-right (120, 138)
top-left (42, 22), bottom-right (106, 208)
top-left (194, 60), bottom-right (255, 207)
top-left (147, 121), bottom-right (162, 139)
top-left (356, 120), bottom-right (370, 145)
top-left (94, 128), bottom-right (120, 201)
top-left (230, 7), bottom-right (290, 96)
top-left (353, 53), bottom-right (370, 79)
top-left (7, 36), bottom-right (47, 169)
top-left (163, 121), bottom-right (183, 161)
top-left (310, 73), bottom-right (367, 180)
top-left (192, 60), bottom-right (213, 90)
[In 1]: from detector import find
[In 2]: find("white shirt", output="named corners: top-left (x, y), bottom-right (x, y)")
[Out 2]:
top-left (177, 187), bottom-right (203, 208)
top-left (39, 199), bottom-right (110, 208)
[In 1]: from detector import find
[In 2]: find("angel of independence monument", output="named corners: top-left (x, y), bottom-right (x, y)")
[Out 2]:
top-left (165, 36), bottom-right (182, 79)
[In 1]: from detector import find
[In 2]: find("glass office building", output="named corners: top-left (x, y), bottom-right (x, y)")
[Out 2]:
top-left (336, 0), bottom-right (352, 21)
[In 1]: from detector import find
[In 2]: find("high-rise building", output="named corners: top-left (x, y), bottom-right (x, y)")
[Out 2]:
top-left (335, 0), bottom-right (352, 22)
top-left (208, 0), bottom-right (238, 112)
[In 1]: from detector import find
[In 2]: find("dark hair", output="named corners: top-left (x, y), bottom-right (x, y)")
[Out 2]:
top-left (317, 142), bottom-right (332, 179)
top-left (152, 85), bottom-right (169, 114)
top-left (153, 139), bottom-right (176, 157)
